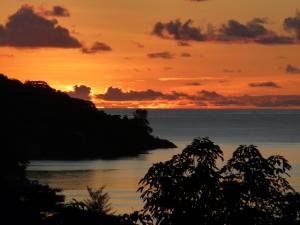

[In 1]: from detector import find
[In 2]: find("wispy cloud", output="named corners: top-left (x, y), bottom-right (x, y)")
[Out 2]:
top-left (249, 82), bottom-right (280, 88)
top-left (286, 64), bottom-right (300, 74)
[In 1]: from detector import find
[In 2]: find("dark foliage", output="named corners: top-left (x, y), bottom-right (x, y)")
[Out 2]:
top-left (1, 143), bottom-right (64, 225)
top-left (0, 74), bottom-right (175, 160)
top-left (138, 137), bottom-right (300, 225)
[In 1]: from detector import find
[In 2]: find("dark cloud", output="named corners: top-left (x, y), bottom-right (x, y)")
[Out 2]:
top-left (153, 16), bottom-right (298, 45)
top-left (67, 85), bottom-right (92, 100)
top-left (82, 42), bottom-right (112, 54)
top-left (218, 18), bottom-right (297, 44)
top-left (177, 41), bottom-right (190, 46)
top-left (152, 19), bottom-right (205, 41)
top-left (0, 5), bottom-right (81, 48)
top-left (96, 87), bottom-right (187, 101)
top-left (214, 95), bottom-right (300, 108)
top-left (284, 12), bottom-right (300, 40)
top-left (249, 82), bottom-right (280, 88)
top-left (96, 86), bottom-right (300, 108)
top-left (254, 34), bottom-right (295, 45)
top-left (43, 6), bottom-right (70, 17)
top-left (197, 90), bottom-right (225, 101)
top-left (147, 51), bottom-right (174, 59)
top-left (219, 18), bottom-right (268, 39)
top-left (131, 41), bottom-right (144, 48)
top-left (185, 82), bottom-right (202, 86)
top-left (286, 64), bottom-right (300, 74)
top-left (181, 52), bottom-right (192, 57)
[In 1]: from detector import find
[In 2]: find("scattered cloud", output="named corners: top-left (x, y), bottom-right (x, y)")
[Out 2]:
top-left (96, 87), bottom-right (187, 101)
top-left (95, 87), bottom-right (300, 108)
top-left (131, 41), bottom-right (144, 48)
top-left (0, 5), bottom-right (81, 48)
top-left (214, 95), bottom-right (300, 108)
top-left (152, 16), bottom-right (299, 45)
top-left (42, 6), bottom-right (70, 17)
top-left (177, 41), bottom-right (190, 46)
top-left (147, 51), bottom-right (175, 59)
top-left (284, 11), bottom-right (300, 40)
top-left (197, 90), bottom-right (225, 101)
top-left (254, 35), bottom-right (295, 45)
top-left (185, 82), bottom-right (202, 86)
top-left (82, 42), bottom-right (112, 54)
top-left (249, 82), bottom-right (280, 88)
top-left (286, 64), bottom-right (300, 74)
top-left (67, 85), bottom-right (92, 100)
top-left (219, 18), bottom-right (269, 39)
top-left (218, 18), bottom-right (295, 44)
top-left (152, 19), bottom-right (205, 41)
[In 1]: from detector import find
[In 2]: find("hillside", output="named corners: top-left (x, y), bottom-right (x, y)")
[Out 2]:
top-left (0, 74), bottom-right (176, 159)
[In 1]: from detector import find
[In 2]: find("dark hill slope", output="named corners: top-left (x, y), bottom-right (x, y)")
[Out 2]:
top-left (0, 74), bottom-right (175, 159)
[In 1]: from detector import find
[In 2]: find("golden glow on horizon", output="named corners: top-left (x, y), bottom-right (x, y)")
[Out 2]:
top-left (1, 0), bottom-right (300, 108)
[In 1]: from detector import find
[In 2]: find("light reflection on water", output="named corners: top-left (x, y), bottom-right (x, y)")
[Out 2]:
top-left (27, 109), bottom-right (300, 213)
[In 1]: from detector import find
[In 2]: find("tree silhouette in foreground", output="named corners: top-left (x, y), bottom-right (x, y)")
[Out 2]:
top-left (138, 137), bottom-right (300, 225)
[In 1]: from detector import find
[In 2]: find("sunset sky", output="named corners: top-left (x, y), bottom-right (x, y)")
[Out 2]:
top-left (1, 0), bottom-right (300, 108)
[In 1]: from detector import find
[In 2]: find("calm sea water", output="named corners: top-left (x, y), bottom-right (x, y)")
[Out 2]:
top-left (28, 109), bottom-right (300, 213)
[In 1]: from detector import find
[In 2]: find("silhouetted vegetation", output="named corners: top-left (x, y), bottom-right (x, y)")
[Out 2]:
top-left (138, 138), bottom-right (300, 225)
top-left (0, 74), bottom-right (175, 159)
top-left (1, 94), bottom-right (299, 225)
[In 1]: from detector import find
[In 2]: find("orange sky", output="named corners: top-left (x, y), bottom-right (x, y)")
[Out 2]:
top-left (1, 0), bottom-right (300, 108)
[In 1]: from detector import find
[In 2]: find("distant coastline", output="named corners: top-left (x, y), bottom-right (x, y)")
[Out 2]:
top-left (0, 74), bottom-right (176, 160)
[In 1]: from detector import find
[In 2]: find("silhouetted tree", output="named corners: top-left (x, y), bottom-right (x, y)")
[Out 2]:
top-left (138, 137), bottom-right (299, 225)
top-left (220, 145), bottom-right (294, 225)
top-left (133, 109), bottom-right (153, 133)
top-left (138, 137), bottom-right (224, 225)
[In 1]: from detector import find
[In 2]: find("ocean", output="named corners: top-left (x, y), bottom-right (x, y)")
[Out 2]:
top-left (27, 109), bottom-right (300, 213)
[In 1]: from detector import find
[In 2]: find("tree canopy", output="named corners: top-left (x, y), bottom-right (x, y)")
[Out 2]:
top-left (138, 137), bottom-right (300, 225)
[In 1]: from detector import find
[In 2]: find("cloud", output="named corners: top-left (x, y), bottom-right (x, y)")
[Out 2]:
top-left (42, 6), bottom-right (70, 17)
top-left (249, 82), bottom-right (280, 88)
top-left (185, 82), bottom-right (202, 86)
top-left (254, 35), bottom-right (295, 45)
top-left (147, 51), bottom-right (174, 59)
top-left (217, 18), bottom-right (295, 44)
top-left (82, 42), bottom-right (112, 54)
top-left (181, 52), bottom-right (192, 57)
top-left (197, 90), bottom-right (225, 101)
top-left (67, 85), bottom-right (92, 100)
top-left (96, 87), bottom-right (187, 101)
top-left (219, 18), bottom-right (268, 39)
top-left (177, 41), bottom-right (190, 46)
top-left (95, 87), bottom-right (300, 108)
top-left (214, 95), bottom-right (300, 108)
top-left (152, 19), bottom-right (205, 41)
top-left (0, 5), bottom-right (81, 48)
top-left (131, 41), bottom-right (144, 48)
top-left (286, 64), bottom-right (300, 74)
top-left (284, 11), bottom-right (300, 40)
top-left (152, 17), bottom-right (298, 45)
